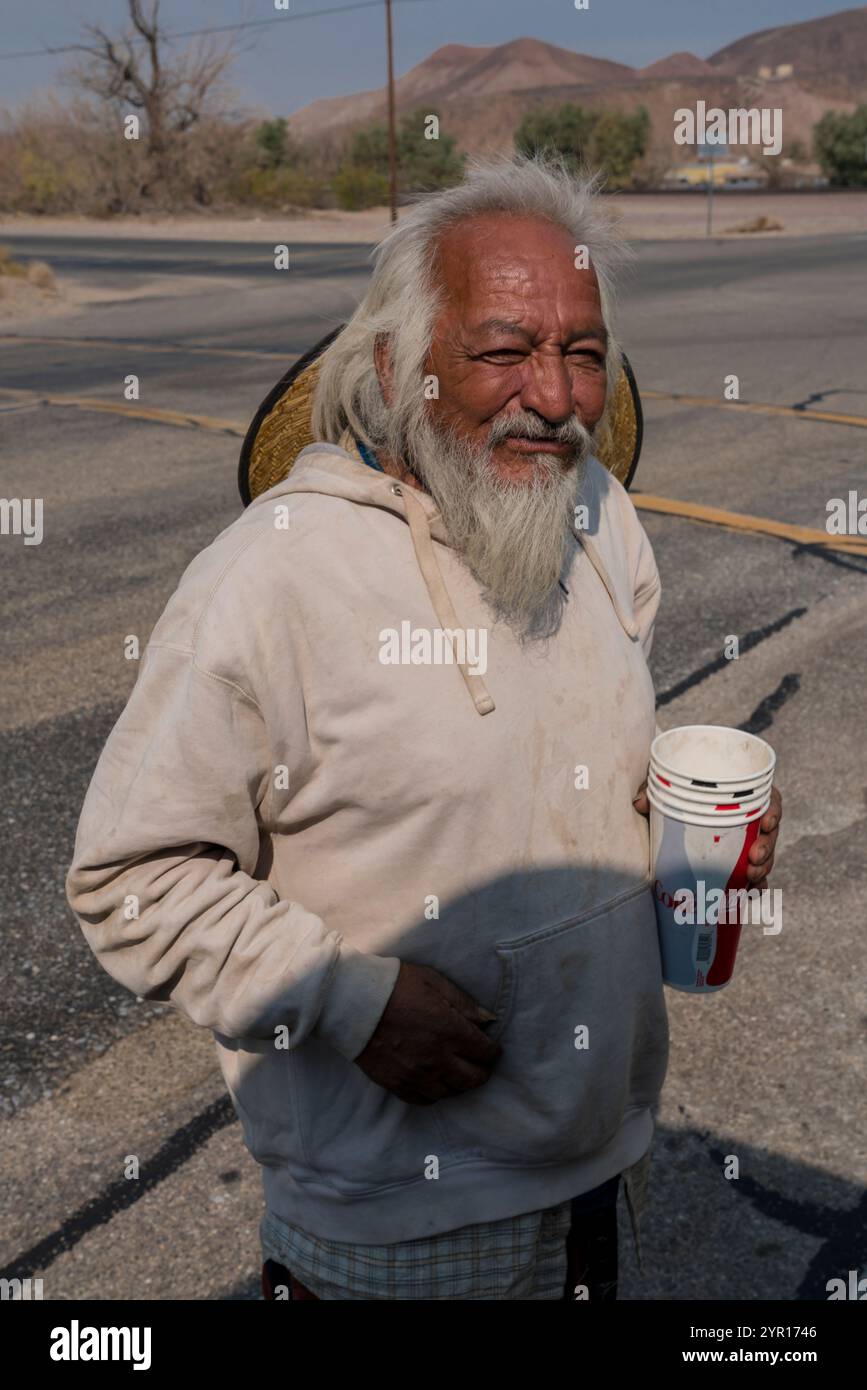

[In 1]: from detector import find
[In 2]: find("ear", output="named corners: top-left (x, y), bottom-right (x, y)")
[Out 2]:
top-left (374, 333), bottom-right (395, 408)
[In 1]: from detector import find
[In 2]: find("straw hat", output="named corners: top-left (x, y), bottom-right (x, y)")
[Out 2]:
top-left (238, 326), bottom-right (643, 505)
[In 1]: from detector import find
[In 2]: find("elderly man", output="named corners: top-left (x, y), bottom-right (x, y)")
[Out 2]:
top-left (67, 156), bottom-right (781, 1301)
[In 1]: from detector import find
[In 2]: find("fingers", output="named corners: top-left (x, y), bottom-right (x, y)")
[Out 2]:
top-left (423, 969), bottom-right (503, 1058)
top-left (632, 779), bottom-right (650, 818)
top-left (445, 1006), bottom-right (504, 1063)
top-left (747, 835), bottom-right (774, 882)
top-left (439, 1055), bottom-right (495, 1093)
top-left (749, 820), bottom-right (779, 883)
top-left (747, 785), bottom-right (782, 883)
top-left (756, 820), bottom-right (779, 853)
top-left (428, 969), bottom-right (497, 1024)
top-left (747, 831), bottom-right (774, 882)
top-left (398, 1055), bottom-right (495, 1105)
top-left (747, 854), bottom-right (774, 885)
top-left (761, 784), bottom-right (782, 834)
top-left (357, 964), bottom-right (503, 1104)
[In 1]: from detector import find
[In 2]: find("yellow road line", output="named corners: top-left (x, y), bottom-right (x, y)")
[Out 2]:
top-left (632, 492), bottom-right (867, 556)
top-left (0, 387), bottom-right (245, 435)
top-left (0, 334), bottom-right (295, 362)
top-left (643, 390), bottom-right (867, 429)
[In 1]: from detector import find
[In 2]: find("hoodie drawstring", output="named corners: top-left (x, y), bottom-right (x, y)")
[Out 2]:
top-left (398, 484), bottom-right (496, 717)
top-left (574, 531), bottom-right (640, 640)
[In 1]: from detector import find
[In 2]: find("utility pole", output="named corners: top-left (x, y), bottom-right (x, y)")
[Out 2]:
top-left (385, 0), bottom-right (398, 223)
top-left (706, 142), bottom-right (714, 237)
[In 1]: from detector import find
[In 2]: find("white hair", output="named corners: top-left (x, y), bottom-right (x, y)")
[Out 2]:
top-left (311, 153), bottom-right (632, 451)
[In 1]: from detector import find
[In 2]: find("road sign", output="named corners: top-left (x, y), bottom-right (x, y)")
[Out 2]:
top-left (698, 141), bottom-right (730, 161)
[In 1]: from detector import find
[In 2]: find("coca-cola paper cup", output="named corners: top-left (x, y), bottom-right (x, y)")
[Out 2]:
top-left (648, 725), bottom-right (775, 993)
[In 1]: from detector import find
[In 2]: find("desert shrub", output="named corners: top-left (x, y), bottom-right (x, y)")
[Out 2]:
top-left (237, 165), bottom-right (329, 209)
top-left (813, 106), bottom-right (867, 186)
top-left (27, 260), bottom-right (57, 291)
top-left (333, 163), bottom-right (390, 210)
top-left (0, 246), bottom-right (27, 277)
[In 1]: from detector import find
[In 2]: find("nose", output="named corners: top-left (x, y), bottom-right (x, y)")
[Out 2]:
top-left (519, 352), bottom-right (574, 426)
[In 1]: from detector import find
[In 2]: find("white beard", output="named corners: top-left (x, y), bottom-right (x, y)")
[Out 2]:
top-left (402, 409), bottom-right (593, 641)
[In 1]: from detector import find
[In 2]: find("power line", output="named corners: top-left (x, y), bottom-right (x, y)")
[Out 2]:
top-left (0, 0), bottom-right (438, 61)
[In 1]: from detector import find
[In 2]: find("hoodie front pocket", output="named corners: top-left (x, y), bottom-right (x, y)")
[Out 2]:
top-left (435, 879), bottom-right (668, 1166)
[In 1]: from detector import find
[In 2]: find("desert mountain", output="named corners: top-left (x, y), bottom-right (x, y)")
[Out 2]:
top-left (638, 53), bottom-right (713, 79)
top-left (288, 37), bottom-right (634, 144)
top-left (708, 4), bottom-right (867, 77)
top-left (286, 6), bottom-right (867, 159)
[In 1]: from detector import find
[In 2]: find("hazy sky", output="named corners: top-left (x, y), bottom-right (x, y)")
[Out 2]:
top-left (0, 0), bottom-right (856, 117)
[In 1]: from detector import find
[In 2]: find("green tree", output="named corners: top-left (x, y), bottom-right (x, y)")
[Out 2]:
top-left (252, 117), bottom-right (310, 172)
top-left (514, 104), bottom-right (598, 173)
top-left (397, 109), bottom-right (465, 190)
top-left (254, 117), bottom-right (289, 169)
top-left (515, 102), bottom-right (651, 185)
top-left (346, 123), bottom-right (391, 172)
top-left (334, 125), bottom-right (389, 208)
top-left (813, 106), bottom-right (867, 186)
top-left (334, 107), bottom-right (464, 208)
top-left (591, 106), bottom-right (651, 186)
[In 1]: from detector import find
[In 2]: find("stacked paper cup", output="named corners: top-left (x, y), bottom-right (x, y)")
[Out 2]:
top-left (648, 725), bottom-right (776, 993)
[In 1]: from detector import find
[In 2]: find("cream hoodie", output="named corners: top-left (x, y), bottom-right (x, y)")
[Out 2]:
top-left (67, 437), bottom-right (669, 1242)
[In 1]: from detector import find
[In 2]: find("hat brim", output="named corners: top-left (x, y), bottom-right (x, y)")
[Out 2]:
top-left (239, 327), bottom-right (643, 505)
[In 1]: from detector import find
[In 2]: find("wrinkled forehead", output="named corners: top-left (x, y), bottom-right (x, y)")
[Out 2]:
top-left (430, 212), bottom-right (604, 334)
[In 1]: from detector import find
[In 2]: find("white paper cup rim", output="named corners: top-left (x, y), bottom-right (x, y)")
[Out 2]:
top-left (651, 724), bottom-right (775, 785)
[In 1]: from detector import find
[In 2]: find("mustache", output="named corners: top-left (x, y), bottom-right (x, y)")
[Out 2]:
top-left (486, 411), bottom-right (593, 448)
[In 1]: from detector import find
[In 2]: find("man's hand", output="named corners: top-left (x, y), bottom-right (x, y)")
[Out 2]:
top-left (354, 961), bottom-right (503, 1105)
top-left (633, 780), bottom-right (782, 887)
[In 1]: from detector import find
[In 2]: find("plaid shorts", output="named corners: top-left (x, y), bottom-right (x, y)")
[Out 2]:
top-left (260, 1150), bottom-right (650, 1301)
top-left (261, 1199), bottom-right (575, 1300)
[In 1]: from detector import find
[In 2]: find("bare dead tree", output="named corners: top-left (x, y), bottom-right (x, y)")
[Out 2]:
top-left (62, 0), bottom-right (238, 199)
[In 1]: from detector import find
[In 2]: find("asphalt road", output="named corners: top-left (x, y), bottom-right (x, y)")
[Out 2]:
top-left (1, 231), bottom-right (865, 1301)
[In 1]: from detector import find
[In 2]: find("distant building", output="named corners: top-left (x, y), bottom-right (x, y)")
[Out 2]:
top-left (663, 157), bottom-right (827, 191)
top-left (757, 62), bottom-right (794, 80)
top-left (664, 157), bottom-right (768, 189)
